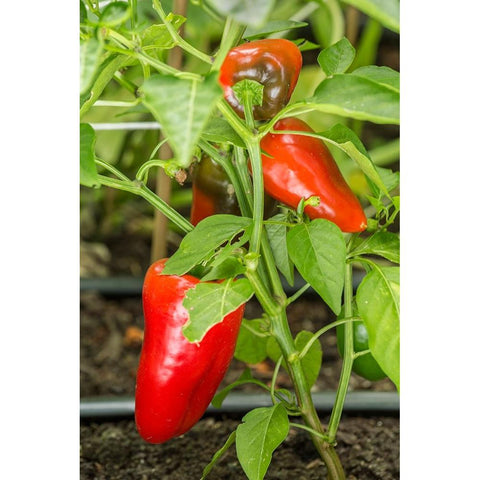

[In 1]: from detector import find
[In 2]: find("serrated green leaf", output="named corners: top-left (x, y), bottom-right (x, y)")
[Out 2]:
top-left (341, 0), bottom-right (400, 33)
top-left (295, 331), bottom-right (322, 390)
top-left (80, 123), bottom-right (100, 187)
top-left (287, 220), bottom-right (346, 314)
top-left (318, 37), bottom-right (356, 76)
top-left (182, 279), bottom-right (254, 343)
top-left (163, 215), bottom-right (252, 276)
top-left (352, 231), bottom-right (400, 263)
top-left (208, 0), bottom-right (275, 29)
top-left (356, 266), bottom-right (399, 389)
top-left (244, 20), bottom-right (308, 40)
top-left (265, 214), bottom-right (294, 286)
top-left (235, 319), bottom-right (269, 364)
top-left (236, 404), bottom-right (289, 480)
top-left (80, 36), bottom-right (104, 95)
top-left (140, 73), bottom-right (223, 169)
top-left (201, 117), bottom-right (245, 147)
top-left (307, 70), bottom-right (399, 124)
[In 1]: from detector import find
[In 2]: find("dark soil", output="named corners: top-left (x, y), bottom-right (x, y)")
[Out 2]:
top-left (80, 415), bottom-right (399, 479)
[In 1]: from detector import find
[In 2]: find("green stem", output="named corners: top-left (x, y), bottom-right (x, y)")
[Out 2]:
top-left (198, 140), bottom-right (250, 218)
top-left (328, 261), bottom-right (355, 442)
top-left (211, 17), bottom-right (246, 71)
top-left (298, 317), bottom-right (362, 360)
top-left (270, 355), bottom-right (284, 404)
top-left (152, 0), bottom-right (212, 64)
top-left (245, 266), bottom-right (344, 480)
top-left (286, 283), bottom-right (311, 306)
top-left (246, 137), bottom-right (264, 256)
top-left (97, 175), bottom-right (193, 234)
top-left (290, 422), bottom-right (330, 442)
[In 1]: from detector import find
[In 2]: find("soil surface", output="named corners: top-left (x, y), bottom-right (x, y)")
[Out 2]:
top-left (81, 415), bottom-right (399, 479)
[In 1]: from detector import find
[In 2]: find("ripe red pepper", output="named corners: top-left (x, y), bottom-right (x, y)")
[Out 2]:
top-left (219, 39), bottom-right (302, 121)
top-left (260, 117), bottom-right (367, 233)
top-left (135, 259), bottom-right (245, 444)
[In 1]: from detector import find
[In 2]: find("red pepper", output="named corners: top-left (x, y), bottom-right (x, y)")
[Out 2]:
top-left (135, 259), bottom-right (245, 444)
top-left (260, 117), bottom-right (367, 233)
top-left (190, 154), bottom-right (240, 226)
top-left (190, 154), bottom-right (277, 225)
top-left (219, 39), bottom-right (302, 121)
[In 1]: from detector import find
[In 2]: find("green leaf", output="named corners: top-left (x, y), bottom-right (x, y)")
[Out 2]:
top-left (141, 14), bottom-right (186, 58)
top-left (318, 37), bottom-right (356, 76)
top-left (235, 319), bottom-right (269, 364)
top-left (315, 123), bottom-right (388, 196)
top-left (287, 220), bottom-right (346, 314)
top-left (80, 0), bottom-right (87, 23)
top-left (80, 124), bottom-right (100, 187)
top-left (208, 0), bottom-right (275, 29)
top-left (99, 1), bottom-right (130, 27)
top-left (366, 165), bottom-right (399, 199)
top-left (201, 256), bottom-right (246, 281)
top-left (244, 20), bottom-right (308, 40)
top-left (182, 278), bottom-right (254, 343)
top-left (295, 331), bottom-right (322, 390)
top-left (140, 73), bottom-right (223, 169)
top-left (201, 431), bottom-right (237, 479)
top-left (163, 215), bottom-right (252, 275)
top-left (201, 117), bottom-right (245, 147)
top-left (236, 404), bottom-right (290, 480)
top-left (341, 0), bottom-right (400, 33)
top-left (351, 65), bottom-right (399, 92)
top-left (352, 231), bottom-right (400, 263)
top-left (293, 39), bottom-right (322, 52)
top-left (80, 35), bottom-right (104, 95)
top-left (80, 54), bottom-right (135, 116)
top-left (307, 68), bottom-right (399, 124)
top-left (265, 214), bottom-right (294, 286)
top-left (356, 266), bottom-right (399, 389)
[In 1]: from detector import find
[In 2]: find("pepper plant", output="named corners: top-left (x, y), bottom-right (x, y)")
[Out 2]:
top-left (80, 1), bottom-right (400, 479)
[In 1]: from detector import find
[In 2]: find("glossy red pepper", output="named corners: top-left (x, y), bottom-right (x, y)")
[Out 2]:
top-left (219, 39), bottom-right (302, 121)
top-left (135, 259), bottom-right (245, 444)
top-left (260, 117), bottom-right (367, 233)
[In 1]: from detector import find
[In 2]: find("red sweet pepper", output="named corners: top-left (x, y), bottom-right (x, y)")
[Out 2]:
top-left (135, 259), bottom-right (245, 444)
top-left (260, 117), bottom-right (367, 233)
top-left (219, 38), bottom-right (302, 121)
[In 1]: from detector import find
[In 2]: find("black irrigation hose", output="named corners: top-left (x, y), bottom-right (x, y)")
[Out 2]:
top-left (80, 270), bottom-right (366, 298)
top-left (80, 391), bottom-right (399, 420)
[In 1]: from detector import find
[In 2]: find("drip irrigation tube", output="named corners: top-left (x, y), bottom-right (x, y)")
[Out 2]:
top-left (80, 391), bottom-right (399, 420)
top-left (80, 269), bottom-right (366, 298)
